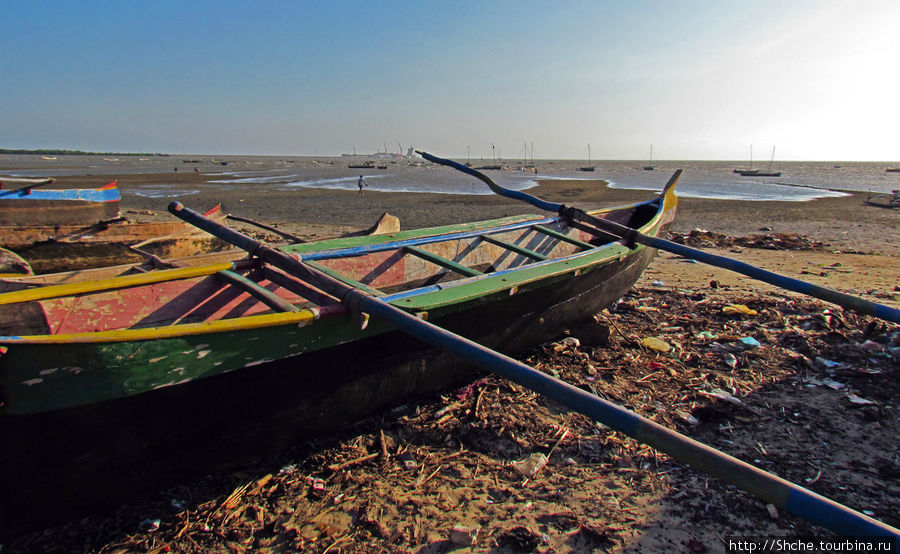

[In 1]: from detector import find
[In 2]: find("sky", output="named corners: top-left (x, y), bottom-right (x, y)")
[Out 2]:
top-left (3, 1), bottom-right (899, 161)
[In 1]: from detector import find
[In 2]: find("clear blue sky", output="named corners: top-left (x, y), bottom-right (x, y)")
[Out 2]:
top-left (3, 1), bottom-right (898, 160)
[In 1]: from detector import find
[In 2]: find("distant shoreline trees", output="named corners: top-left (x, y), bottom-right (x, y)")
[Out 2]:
top-left (0, 149), bottom-right (169, 156)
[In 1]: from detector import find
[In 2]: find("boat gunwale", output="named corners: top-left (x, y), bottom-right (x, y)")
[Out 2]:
top-left (0, 195), bottom-right (672, 345)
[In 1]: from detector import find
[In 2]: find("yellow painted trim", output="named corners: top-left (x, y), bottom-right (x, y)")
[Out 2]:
top-left (3, 307), bottom-right (334, 344)
top-left (0, 262), bottom-right (235, 305)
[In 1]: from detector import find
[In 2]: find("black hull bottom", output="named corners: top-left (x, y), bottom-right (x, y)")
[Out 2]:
top-left (0, 245), bottom-right (660, 536)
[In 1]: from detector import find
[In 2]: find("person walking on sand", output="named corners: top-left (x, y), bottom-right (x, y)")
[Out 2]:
top-left (357, 175), bottom-right (368, 196)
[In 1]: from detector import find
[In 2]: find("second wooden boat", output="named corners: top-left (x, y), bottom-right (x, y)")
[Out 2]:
top-left (1, 204), bottom-right (229, 273)
top-left (0, 178), bottom-right (120, 226)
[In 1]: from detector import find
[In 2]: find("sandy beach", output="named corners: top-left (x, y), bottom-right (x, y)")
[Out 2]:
top-left (4, 168), bottom-right (899, 551)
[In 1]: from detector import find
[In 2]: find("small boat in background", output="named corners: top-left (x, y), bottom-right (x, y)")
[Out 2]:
top-left (739, 145), bottom-right (781, 177)
top-left (578, 144), bottom-right (595, 171)
top-left (886, 167), bottom-right (900, 173)
top-left (643, 144), bottom-right (655, 170)
top-left (864, 190), bottom-right (900, 209)
top-left (0, 178), bottom-right (120, 226)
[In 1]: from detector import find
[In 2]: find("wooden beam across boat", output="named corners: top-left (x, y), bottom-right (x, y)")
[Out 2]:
top-left (479, 234), bottom-right (548, 261)
top-left (402, 245), bottom-right (483, 277)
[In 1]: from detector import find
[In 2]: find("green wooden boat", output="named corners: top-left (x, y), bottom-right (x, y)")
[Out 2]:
top-left (0, 173), bottom-right (678, 533)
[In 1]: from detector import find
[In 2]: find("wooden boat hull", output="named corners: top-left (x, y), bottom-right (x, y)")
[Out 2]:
top-left (0, 205), bottom-right (229, 273)
top-left (0, 181), bottom-right (120, 226)
top-left (0, 181), bottom-right (677, 534)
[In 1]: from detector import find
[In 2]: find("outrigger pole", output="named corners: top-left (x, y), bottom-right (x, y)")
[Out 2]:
top-left (418, 151), bottom-right (900, 324)
top-left (169, 201), bottom-right (899, 539)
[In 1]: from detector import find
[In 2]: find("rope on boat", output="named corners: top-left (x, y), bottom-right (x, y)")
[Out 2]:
top-left (169, 201), bottom-right (900, 539)
top-left (419, 151), bottom-right (900, 324)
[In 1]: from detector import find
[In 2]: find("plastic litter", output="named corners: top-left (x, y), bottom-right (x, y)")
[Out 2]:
top-left (723, 304), bottom-right (757, 316)
top-left (141, 518), bottom-right (161, 532)
top-left (696, 331), bottom-right (717, 340)
top-left (739, 336), bottom-right (761, 348)
top-left (512, 452), bottom-right (548, 478)
top-left (847, 394), bottom-right (875, 405)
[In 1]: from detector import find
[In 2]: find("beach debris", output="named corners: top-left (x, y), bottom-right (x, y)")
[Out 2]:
top-left (552, 337), bottom-right (581, 352)
top-left (722, 304), bottom-right (757, 316)
top-left (140, 518), bottom-right (161, 532)
top-left (449, 524), bottom-right (480, 546)
top-left (723, 352), bottom-right (738, 369)
top-left (698, 388), bottom-right (743, 406)
top-left (847, 394), bottom-right (875, 406)
top-left (12, 283), bottom-right (898, 553)
top-left (766, 504), bottom-right (780, 520)
top-left (858, 340), bottom-right (884, 353)
top-left (815, 357), bottom-right (848, 370)
top-left (641, 337), bottom-right (671, 352)
top-left (651, 279), bottom-right (665, 286)
top-left (668, 229), bottom-right (825, 251)
top-left (739, 336), bottom-right (761, 348)
top-left (512, 453), bottom-right (549, 478)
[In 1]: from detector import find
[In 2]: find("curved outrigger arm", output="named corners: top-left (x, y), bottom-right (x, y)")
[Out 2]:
top-left (417, 151), bottom-right (900, 324)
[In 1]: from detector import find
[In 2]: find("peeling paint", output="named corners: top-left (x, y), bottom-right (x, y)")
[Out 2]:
top-left (149, 356), bottom-right (167, 363)
top-left (170, 367), bottom-right (185, 376)
top-left (196, 349), bottom-right (212, 359)
top-left (21, 378), bottom-right (43, 386)
top-left (39, 368), bottom-right (59, 376)
top-left (245, 358), bottom-right (273, 367)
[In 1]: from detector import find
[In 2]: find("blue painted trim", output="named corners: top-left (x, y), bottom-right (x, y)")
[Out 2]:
top-left (298, 216), bottom-right (561, 261)
top-left (0, 187), bottom-right (120, 202)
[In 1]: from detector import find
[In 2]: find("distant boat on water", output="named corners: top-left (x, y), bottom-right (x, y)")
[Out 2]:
top-left (475, 144), bottom-right (506, 170)
top-left (886, 167), bottom-right (900, 173)
top-left (739, 145), bottom-right (781, 177)
top-left (643, 144), bottom-right (655, 171)
top-left (578, 144), bottom-right (595, 172)
top-left (41, 156), bottom-right (56, 161)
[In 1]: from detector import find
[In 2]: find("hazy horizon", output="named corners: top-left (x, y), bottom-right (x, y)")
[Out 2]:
top-left (4, 1), bottom-right (899, 162)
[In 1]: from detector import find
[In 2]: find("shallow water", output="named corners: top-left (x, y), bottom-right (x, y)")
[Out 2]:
top-left (2, 155), bottom-right (898, 202)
